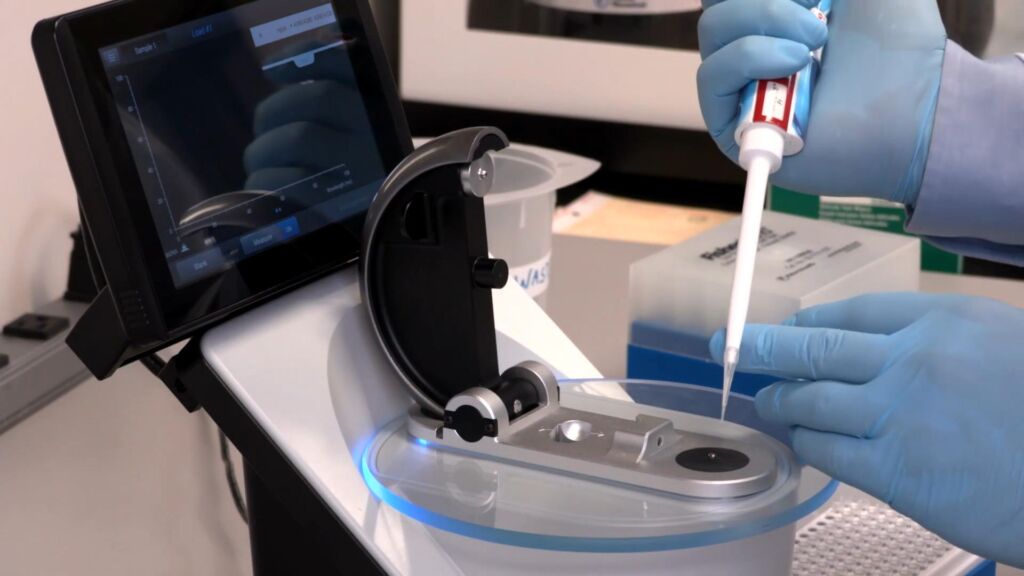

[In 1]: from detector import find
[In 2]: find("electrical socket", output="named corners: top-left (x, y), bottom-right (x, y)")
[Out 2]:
top-left (0, 300), bottom-right (90, 433)
top-left (4, 314), bottom-right (71, 341)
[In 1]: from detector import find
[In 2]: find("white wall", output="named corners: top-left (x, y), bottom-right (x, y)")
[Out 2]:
top-left (0, 364), bottom-right (253, 576)
top-left (0, 0), bottom-right (90, 322)
top-left (989, 0), bottom-right (1024, 57)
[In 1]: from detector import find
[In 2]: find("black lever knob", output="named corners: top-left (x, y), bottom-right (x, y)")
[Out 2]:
top-left (445, 405), bottom-right (497, 443)
top-left (473, 258), bottom-right (509, 290)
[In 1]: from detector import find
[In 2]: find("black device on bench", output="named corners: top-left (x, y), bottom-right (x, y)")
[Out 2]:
top-left (33, 0), bottom-right (411, 378)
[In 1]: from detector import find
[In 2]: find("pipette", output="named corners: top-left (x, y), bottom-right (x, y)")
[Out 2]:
top-left (721, 0), bottom-right (831, 420)
top-left (721, 145), bottom-right (776, 420)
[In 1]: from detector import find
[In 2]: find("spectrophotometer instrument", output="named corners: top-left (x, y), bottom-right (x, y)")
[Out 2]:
top-left (359, 127), bottom-right (788, 500)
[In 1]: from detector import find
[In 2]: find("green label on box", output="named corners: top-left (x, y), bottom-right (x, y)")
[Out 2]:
top-left (769, 187), bottom-right (963, 274)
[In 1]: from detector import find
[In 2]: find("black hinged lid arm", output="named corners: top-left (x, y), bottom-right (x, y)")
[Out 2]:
top-left (361, 127), bottom-right (511, 416)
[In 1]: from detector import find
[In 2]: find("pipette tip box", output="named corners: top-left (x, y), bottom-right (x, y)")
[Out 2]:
top-left (627, 212), bottom-right (920, 392)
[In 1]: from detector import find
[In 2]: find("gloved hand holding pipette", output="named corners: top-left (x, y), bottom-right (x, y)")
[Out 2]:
top-left (697, 0), bottom-right (1024, 569)
top-left (699, 0), bottom-right (950, 417)
top-left (697, 0), bottom-right (946, 205)
top-left (701, 0), bottom-right (835, 418)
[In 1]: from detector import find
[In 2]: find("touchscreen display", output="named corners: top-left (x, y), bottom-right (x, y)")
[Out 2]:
top-left (98, 1), bottom-right (386, 287)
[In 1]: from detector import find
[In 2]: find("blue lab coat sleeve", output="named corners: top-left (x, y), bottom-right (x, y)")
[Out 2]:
top-left (905, 43), bottom-right (1024, 266)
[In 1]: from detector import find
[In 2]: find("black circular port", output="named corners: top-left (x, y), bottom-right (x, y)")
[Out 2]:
top-left (401, 192), bottom-right (432, 241)
top-left (676, 448), bottom-right (750, 473)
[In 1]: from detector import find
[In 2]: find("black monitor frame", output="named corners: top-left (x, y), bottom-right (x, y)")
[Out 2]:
top-left (34, 0), bottom-right (412, 378)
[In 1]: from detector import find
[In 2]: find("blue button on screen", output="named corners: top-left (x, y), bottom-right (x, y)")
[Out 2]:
top-left (240, 216), bottom-right (302, 256)
top-left (277, 216), bottom-right (300, 240)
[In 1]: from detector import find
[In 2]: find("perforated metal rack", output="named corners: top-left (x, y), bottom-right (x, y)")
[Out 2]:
top-left (792, 498), bottom-right (990, 576)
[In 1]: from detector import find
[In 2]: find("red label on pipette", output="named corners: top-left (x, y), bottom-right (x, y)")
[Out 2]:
top-left (753, 76), bottom-right (796, 131)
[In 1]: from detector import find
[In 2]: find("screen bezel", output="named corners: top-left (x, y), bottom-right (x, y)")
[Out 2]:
top-left (57, 0), bottom-right (411, 338)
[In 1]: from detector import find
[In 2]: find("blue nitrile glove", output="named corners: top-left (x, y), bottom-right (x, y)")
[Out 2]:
top-left (709, 293), bottom-right (1024, 568)
top-left (697, 0), bottom-right (947, 205)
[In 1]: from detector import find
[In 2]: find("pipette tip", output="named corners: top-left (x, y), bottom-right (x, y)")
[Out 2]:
top-left (720, 347), bottom-right (739, 421)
